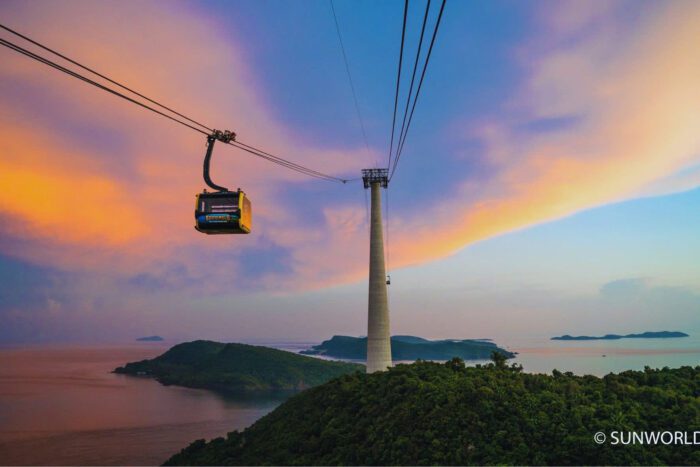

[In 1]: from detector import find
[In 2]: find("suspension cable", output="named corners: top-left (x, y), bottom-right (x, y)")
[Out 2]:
top-left (0, 23), bottom-right (213, 134)
top-left (329, 0), bottom-right (373, 164)
top-left (228, 140), bottom-right (349, 183)
top-left (387, 0), bottom-right (409, 170)
top-left (0, 37), bottom-right (210, 136)
top-left (391, 0), bottom-right (431, 171)
top-left (390, 0), bottom-right (446, 181)
top-left (0, 29), bottom-right (352, 184)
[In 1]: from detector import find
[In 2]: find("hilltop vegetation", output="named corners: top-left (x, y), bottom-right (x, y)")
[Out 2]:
top-left (166, 356), bottom-right (700, 465)
top-left (114, 340), bottom-right (362, 391)
top-left (301, 335), bottom-right (515, 360)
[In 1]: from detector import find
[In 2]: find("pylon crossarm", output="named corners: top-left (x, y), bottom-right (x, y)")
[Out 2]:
top-left (361, 168), bottom-right (389, 189)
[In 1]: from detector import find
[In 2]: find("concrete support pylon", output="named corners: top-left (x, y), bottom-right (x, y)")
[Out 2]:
top-left (366, 180), bottom-right (392, 373)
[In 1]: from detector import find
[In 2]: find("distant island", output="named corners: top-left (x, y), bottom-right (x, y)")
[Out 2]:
top-left (552, 331), bottom-right (689, 341)
top-left (114, 340), bottom-right (362, 391)
top-left (165, 358), bottom-right (700, 465)
top-left (136, 335), bottom-right (164, 341)
top-left (301, 335), bottom-right (515, 360)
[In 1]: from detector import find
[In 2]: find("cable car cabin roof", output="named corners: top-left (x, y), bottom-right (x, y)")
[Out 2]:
top-left (195, 190), bottom-right (252, 234)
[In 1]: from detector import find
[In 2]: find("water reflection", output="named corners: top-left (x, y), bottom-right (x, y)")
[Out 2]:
top-left (508, 334), bottom-right (700, 376)
top-left (2, 337), bottom-right (698, 465)
top-left (0, 345), bottom-right (287, 465)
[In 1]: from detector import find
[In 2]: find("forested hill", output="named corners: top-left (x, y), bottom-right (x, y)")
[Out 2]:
top-left (301, 335), bottom-right (515, 360)
top-left (114, 340), bottom-right (362, 391)
top-left (165, 358), bottom-right (700, 465)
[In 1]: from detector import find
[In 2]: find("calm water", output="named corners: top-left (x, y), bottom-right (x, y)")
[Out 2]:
top-left (507, 334), bottom-right (700, 376)
top-left (1, 337), bottom-right (698, 465)
top-left (0, 344), bottom-right (285, 465)
top-left (267, 335), bottom-right (700, 376)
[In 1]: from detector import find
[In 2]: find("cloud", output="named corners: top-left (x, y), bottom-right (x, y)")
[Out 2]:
top-left (127, 263), bottom-right (201, 292)
top-left (599, 278), bottom-right (700, 308)
top-left (0, 0), bottom-right (373, 287)
top-left (597, 277), bottom-right (700, 328)
top-left (600, 278), bottom-right (651, 299)
top-left (384, 0), bottom-right (700, 271)
top-left (1, 0), bottom-right (699, 303)
top-left (0, 254), bottom-right (59, 310)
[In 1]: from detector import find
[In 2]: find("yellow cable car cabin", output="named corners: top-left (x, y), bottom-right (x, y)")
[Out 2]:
top-left (195, 189), bottom-right (251, 234)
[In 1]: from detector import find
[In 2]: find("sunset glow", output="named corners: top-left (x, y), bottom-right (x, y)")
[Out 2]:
top-left (1, 0), bottom-right (698, 343)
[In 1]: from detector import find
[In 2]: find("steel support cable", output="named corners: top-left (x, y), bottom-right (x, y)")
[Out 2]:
top-left (233, 140), bottom-right (346, 181)
top-left (392, 0), bottom-right (431, 171)
top-left (389, 0), bottom-right (446, 181)
top-left (329, 0), bottom-right (373, 165)
top-left (387, 0), bottom-right (409, 170)
top-left (230, 140), bottom-right (350, 183)
top-left (227, 141), bottom-right (348, 183)
top-left (0, 37), bottom-right (209, 136)
top-left (0, 23), bottom-right (213, 134)
top-left (0, 36), bottom-right (352, 184)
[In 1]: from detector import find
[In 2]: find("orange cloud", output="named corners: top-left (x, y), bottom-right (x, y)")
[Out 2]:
top-left (288, 0), bottom-right (700, 287)
top-left (0, 124), bottom-right (148, 246)
top-left (0, 0), bottom-right (372, 284)
top-left (385, 0), bottom-right (700, 270)
top-left (0, 0), bottom-right (698, 294)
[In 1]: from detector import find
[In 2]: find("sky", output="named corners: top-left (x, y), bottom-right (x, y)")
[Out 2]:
top-left (0, 0), bottom-right (699, 344)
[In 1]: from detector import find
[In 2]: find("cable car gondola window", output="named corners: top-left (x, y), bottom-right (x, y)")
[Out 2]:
top-left (203, 196), bottom-right (238, 213)
top-left (195, 190), bottom-right (251, 235)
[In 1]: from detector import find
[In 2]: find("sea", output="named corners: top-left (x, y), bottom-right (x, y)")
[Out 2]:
top-left (1, 335), bottom-right (699, 465)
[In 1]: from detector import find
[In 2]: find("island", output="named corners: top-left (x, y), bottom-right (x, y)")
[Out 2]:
top-left (136, 335), bottom-right (164, 342)
top-left (165, 357), bottom-right (700, 465)
top-left (301, 335), bottom-right (515, 360)
top-left (114, 340), bottom-right (362, 391)
top-left (552, 331), bottom-right (689, 341)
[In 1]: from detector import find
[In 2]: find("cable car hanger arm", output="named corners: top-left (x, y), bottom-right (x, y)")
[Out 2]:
top-left (203, 130), bottom-right (235, 192)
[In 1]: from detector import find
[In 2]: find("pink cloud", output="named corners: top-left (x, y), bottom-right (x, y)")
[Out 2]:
top-left (383, 0), bottom-right (700, 270)
top-left (1, 0), bottom-right (699, 297)
top-left (0, 0), bottom-right (373, 285)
